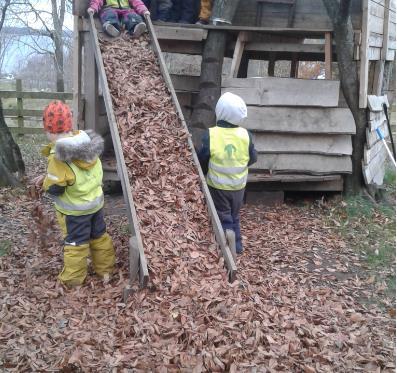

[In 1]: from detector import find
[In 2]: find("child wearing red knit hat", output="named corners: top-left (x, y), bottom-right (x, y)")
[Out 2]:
top-left (41, 101), bottom-right (115, 287)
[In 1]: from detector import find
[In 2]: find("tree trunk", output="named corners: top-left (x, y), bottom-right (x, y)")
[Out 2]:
top-left (0, 99), bottom-right (25, 186)
top-left (54, 35), bottom-right (65, 92)
top-left (323, 0), bottom-right (367, 194)
top-left (190, 30), bottom-right (227, 147)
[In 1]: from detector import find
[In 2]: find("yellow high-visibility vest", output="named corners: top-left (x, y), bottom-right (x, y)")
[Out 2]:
top-left (53, 160), bottom-right (104, 216)
top-left (207, 126), bottom-right (250, 191)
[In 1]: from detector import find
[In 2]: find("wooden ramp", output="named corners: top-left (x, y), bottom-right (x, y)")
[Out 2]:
top-left (86, 14), bottom-right (237, 295)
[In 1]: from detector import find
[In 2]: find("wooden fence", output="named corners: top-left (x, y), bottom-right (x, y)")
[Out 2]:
top-left (0, 79), bottom-right (73, 134)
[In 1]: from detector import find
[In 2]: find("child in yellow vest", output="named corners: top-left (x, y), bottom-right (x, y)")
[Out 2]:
top-left (197, 93), bottom-right (257, 254)
top-left (41, 101), bottom-right (115, 286)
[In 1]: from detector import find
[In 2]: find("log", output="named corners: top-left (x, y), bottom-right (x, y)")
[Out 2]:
top-left (222, 77), bottom-right (340, 107)
top-left (243, 107), bottom-right (356, 134)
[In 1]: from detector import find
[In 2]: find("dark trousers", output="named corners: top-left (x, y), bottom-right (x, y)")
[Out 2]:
top-left (100, 8), bottom-right (143, 33)
top-left (169, 0), bottom-right (199, 23)
top-left (58, 208), bottom-right (107, 246)
top-left (209, 186), bottom-right (245, 253)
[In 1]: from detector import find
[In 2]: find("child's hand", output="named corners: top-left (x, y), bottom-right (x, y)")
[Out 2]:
top-left (87, 7), bottom-right (95, 15)
top-left (32, 174), bottom-right (45, 188)
top-left (143, 10), bottom-right (150, 16)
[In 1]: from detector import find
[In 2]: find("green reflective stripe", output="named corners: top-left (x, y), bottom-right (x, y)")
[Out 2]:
top-left (207, 172), bottom-right (247, 187)
top-left (208, 160), bottom-right (247, 174)
top-left (54, 194), bottom-right (104, 212)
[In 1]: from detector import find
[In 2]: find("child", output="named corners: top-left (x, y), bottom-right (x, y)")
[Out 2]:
top-left (196, 0), bottom-right (213, 25)
top-left (142, 0), bottom-right (173, 22)
top-left (197, 92), bottom-right (257, 254)
top-left (169, 0), bottom-right (198, 24)
top-left (41, 100), bottom-right (115, 286)
top-left (87, 0), bottom-right (150, 38)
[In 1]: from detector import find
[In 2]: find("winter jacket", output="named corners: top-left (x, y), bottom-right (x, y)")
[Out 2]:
top-left (42, 130), bottom-right (105, 215)
top-left (89, 0), bottom-right (147, 15)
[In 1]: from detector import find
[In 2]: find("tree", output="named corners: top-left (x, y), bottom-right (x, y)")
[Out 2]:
top-left (0, 0), bottom-right (25, 186)
top-left (8, 0), bottom-right (72, 92)
top-left (322, 0), bottom-right (368, 193)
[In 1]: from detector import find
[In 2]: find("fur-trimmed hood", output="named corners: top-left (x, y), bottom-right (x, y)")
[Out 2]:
top-left (55, 130), bottom-right (104, 168)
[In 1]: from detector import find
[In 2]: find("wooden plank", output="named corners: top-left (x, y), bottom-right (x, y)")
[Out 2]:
top-left (369, 110), bottom-right (386, 120)
top-left (244, 42), bottom-right (325, 53)
top-left (153, 26), bottom-right (207, 41)
top-left (251, 153), bottom-right (352, 174)
top-left (369, 116), bottom-right (387, 131)
top-left (252, 133), bottom-right (353, 155)
top-left (3, 109), bottom-right (43, 117)
top-left (73, 16), bottom-right (83, 129)
top-left (360, 0), bottom-right (370, 108)
top-left (147, 16), bottom-right (237, 282)
top-left (368, 46), bottom-right (382, 59)
top-left (170, 75), bottom-right (200, 92)
top-left (158, 40), bottom-right (203, 55)
top-left (244, 107), bottom-right (356, 134)
top-left (0, 90), bottom-right (73, 100)
top-left (366, 121), bottom-right (389, 146)
top-left (368, 14), bottom-right (385, 34)
top-left (15, 79), bottom-right (23, 131)
top-left (8, 127), bottom-right (43, 134)
top-left (364, 139), bottom-right (384, 164)
top-left (368, 32), bottom-right (384, 47)
top-left (370, 0), bottom-right (385, 18)
top-left (372, 60), bottom-right (384, 94)
top-left (222, 77), bottom-right (340, 107)
top-left (362, 145), bottom-right (388, 184)
top-left (248, 173), bottom-right (342, 183)
top-left (83, 29), bottom-right (98, 130)
top-left (230, 32), bottom-right (247, 78)
top-left (382, 0), bottom-right (391, 60)
top-left (368, 94), bottom-right (390, 110)
top-left (325, 32), bottom-right (332, 79)
top-left (248, 177), bottom-right (344, 191)
top-left (87, 14), bottom-right (149, 287)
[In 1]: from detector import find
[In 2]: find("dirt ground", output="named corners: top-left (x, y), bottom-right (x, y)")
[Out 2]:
top-left (0, 137), bottom-right (395, 371)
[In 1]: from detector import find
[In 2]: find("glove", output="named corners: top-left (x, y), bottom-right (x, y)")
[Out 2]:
top-left (87, 7), bottom-right (95, 15)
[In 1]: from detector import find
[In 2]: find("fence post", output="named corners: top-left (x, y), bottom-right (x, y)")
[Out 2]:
top-left (16, 79), bottom-right (24, 134)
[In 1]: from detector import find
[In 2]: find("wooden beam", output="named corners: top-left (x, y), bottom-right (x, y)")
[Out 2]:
top-left (244, 42), bottom-right (325, 53)
top-left (290, 52), bottom-right (299, 78)
top-left (222, 77), bottom-right (340, 107)
top-left (243, 107), bottom-right (356, 134)
top-left (324, 32), bottom-right (332, 79)
top-left (252, 153), bottom-right (352, 174)
top-left (72, 16), bottom-right (83, 129)
top-left (368, 94), bottom-right (389, 111)
top-left (230, 32), bottom-right (247, 78)
top-left (252, 133), bottom-right (353, 155)
top-left (360, 0), bottom-right (370, 108)
top-left (153, 25), bottom-right (208, 41)
top-left (268, 52), bottom-right (276, 76)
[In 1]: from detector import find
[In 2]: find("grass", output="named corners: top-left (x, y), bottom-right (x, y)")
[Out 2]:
top-left (0, 239), bottom-right (11, 257)
top-left (329, 187), bottom-right (396, 303)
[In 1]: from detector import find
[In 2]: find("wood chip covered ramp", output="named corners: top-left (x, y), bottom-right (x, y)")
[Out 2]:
top-left (87, 14), bottom-right (237, 296)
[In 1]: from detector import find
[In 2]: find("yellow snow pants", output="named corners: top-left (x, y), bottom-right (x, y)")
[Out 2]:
top-left (56, 209), bottom-right (115, 286)
top-left (199, 0), bottom-right (213, 20)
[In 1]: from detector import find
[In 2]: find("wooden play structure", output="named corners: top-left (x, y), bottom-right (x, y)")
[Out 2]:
top-left (71, 0), bottom-right (395, 288)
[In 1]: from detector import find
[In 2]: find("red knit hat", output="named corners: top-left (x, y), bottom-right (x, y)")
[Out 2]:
top-left (43, 100), bottom-right (72, 134)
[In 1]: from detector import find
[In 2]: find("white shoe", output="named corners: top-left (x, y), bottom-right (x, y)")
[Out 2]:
top-left (132, 22), bottom-right (147, 38)
top-left (103, 22), bottom-right (120, 37)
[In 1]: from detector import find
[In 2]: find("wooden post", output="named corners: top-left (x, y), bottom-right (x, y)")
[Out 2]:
top-left (373, 0), bottom-right (391, 95)
top-left (83, 23), bottom-right (99, 130)
top-left (268, 52), bottom-right (276, 77)
top-left (290, 52), bottom-right (299, 78)
top-left (230, 32), bottom-right (246, 78)
top-left (359, 0), bottom-right (370, 108)
top-left (72, 16), bottom-right (83, 129)
top-left (15, 79), bottom-right (23, 133)
top-left (325, 32), bottom-right (332, 80)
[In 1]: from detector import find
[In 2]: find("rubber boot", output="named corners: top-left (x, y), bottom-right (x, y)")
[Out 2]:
top-left (58, 244), bottom-right (90, 286)
top-left (90, 233), bottom-right (115, 277)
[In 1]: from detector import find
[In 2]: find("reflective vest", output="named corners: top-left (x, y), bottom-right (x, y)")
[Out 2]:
top-left (106, 0), bottom-right (130, 8)
top-left (53, 159), bottom-right (104, 216)
top-left (207, 126), bottom-right (250, 191)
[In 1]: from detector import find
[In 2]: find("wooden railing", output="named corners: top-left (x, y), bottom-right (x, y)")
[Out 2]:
top-left (0, 79), bottom-right (73, 134)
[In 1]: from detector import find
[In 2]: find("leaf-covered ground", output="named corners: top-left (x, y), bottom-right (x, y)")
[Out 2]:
top-left (0, 176), bottom-right (395, 371)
